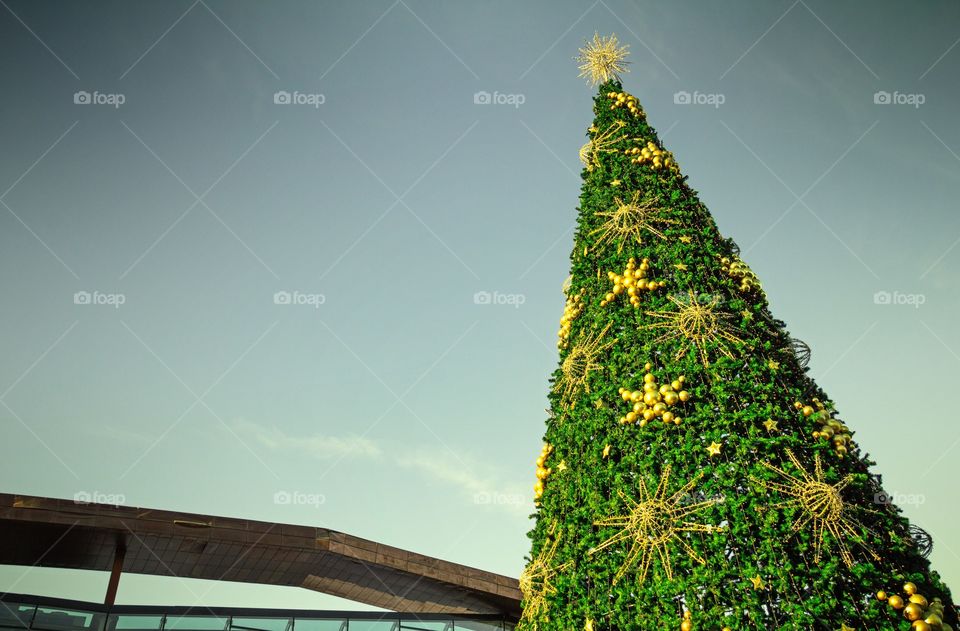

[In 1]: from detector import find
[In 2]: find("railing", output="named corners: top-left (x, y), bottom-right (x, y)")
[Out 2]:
top-left (0, 594), bottom-right (512, 631)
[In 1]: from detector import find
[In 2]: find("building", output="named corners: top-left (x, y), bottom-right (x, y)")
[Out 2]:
top-left (0, 494), bottom-right (521, 631)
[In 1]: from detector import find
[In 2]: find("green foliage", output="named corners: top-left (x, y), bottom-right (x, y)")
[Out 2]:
top-left (522, 80), bottom-right (955, 631)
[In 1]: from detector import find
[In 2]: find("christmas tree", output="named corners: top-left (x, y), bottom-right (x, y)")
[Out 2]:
top-left (521, 34), bottom-right (956, 631)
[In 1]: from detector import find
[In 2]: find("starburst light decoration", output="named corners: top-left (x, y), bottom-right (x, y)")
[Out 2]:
top-left (576, 33), bottom-right (630, 86)
top-left (592, 466), bottom-right (720, 583)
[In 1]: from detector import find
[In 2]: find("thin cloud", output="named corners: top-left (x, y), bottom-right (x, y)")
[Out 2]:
top-left (234, 418), bottom-right (382, 459)
top-left (397, 450), bottom-right (531, 515)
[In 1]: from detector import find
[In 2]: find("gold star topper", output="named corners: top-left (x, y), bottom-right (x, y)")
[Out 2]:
top-left (577, 33), bottom-right (630, 86)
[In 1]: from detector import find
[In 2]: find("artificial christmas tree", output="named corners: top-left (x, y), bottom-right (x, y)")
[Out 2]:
top-left (520, 34), bottom-right (955, 631)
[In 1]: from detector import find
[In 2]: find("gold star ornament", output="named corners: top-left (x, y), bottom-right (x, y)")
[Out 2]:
top-left (706, 441), bottom-right (723, 457)
top-left (763, 418), bottom-right (779, 432)
top-left (576, 33), bottom-right (630, 86)
top-left (749, 574), bottom-right (765, 590)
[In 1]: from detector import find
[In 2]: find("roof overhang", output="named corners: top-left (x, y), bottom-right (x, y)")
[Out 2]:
top-left (0, 494), bottom-right (520, 619)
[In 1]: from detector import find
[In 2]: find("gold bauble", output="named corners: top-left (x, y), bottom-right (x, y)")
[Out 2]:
top-left (877, 590), bottom-right (888, 601)
top-left (664, 392), bottom-right (679, 405)
top-left (644, 372), bottom-right (656, 383)
top-left (911, 621), bottom-right (932, 631)
top-left (662, 411), bottom-right (674, 423)
top-left (643, 392), bottom-right (658, 405)
top-left (909, 594), bottom-right (928, 608)
top-left (925, 614), bottom-right (943, 626)
top-left (680, 621), bottom-right (692, 631)
top-left (889, 594), bottom-right (904, 609)
top-left (678, 390), bottom-right (690, 402)
top-left (904, 602), bottom-right (924, 621)
top-left (904, 582), bottom-right (918, 595)
top-left (802, 405), bottom-right (814, 417)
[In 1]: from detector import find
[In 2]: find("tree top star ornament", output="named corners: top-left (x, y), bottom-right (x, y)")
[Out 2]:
top-left (576, 33), bottom-right (629, 86)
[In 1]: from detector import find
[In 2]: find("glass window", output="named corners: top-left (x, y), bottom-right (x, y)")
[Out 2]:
top-left (107, 615), bottom-right (164, 631)
top-left (293, 620), bottom-right (346, 631)
top-left (453, 621), bottom-right (503, 631)
top-left (31, 609), bottom-right (104, 631)
top-left (398, 621), bottom-right (452, 631)
top-left (347, 620), bottom-right (398, 631)
top-left (231, 619), bottom-right (291, 631)
top-left (0, 604), bottom-right (35, 629)
top-left (163, 617), bottom-right (227, 631)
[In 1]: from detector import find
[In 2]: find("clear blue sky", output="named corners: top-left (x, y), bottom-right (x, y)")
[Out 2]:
top-left (2, 0), bottom-right (959, 609)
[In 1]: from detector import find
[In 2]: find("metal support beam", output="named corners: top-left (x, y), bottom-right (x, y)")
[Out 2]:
top-left (104, 544), bottom-right (125, 606)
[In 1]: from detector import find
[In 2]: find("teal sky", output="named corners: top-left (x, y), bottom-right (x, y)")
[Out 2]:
top-left (2, 0), bottom-right (960, 609)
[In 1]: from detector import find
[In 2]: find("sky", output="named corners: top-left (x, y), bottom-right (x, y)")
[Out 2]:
top-left (2, 0), bottom-right (960, 610)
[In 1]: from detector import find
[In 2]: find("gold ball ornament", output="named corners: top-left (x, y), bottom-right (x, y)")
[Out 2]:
top-left (909, 594), bottom-right (928, 608)
top-left (680, 621), bottom-right (692, 631)
top-left (911, 621), bottom-right (932, 631)
top-left (888, 594), bottom-right (905, 609)
top-left (904, 582), bottom-right (918, 595)
top-left (904, 603), bottom-right (925, 621)
top-left (877, 590), bottom-right (888, 601)
top-left (925, 613), bottom-right (943, 626)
